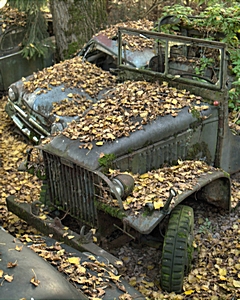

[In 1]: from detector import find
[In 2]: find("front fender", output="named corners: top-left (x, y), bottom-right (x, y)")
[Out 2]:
top-left (123, 170), bottom-right (230, 234)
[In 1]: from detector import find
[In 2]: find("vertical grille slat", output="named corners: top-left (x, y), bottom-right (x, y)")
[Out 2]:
top-left (60, 164), bottom-right (67, 210)
top-left (80, 167), bottom-right (88, 223)
top-left (43, 152), bottom-right (99, 227)
top-left (71, 166), bottom-right (78, 217)
top-left (89, 172), bottom-right (97, 225)
top-left (76, 167), bottom-right (84, 220)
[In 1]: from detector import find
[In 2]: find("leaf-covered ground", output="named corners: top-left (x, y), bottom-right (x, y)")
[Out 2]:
top-left (1, 96), bottom-right (240, 299)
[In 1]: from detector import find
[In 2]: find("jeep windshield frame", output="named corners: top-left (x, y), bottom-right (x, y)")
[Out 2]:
top-left (117, 27), bottom-right (228, 92)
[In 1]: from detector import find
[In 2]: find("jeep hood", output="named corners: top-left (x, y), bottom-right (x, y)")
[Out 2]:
top-left (40, 106), bottom-right (215, 171)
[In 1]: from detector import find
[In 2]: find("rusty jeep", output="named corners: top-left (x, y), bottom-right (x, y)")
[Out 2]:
top-left (7, 27), bottom-right (240, 294)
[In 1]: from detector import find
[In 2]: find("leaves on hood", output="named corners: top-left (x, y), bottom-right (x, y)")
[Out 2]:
top-left (51, 94), bottom-right (93, 117)
top-left (59, 80), bottom-right (208, 149)
top-left (30, 241), bottom-right (124, 299)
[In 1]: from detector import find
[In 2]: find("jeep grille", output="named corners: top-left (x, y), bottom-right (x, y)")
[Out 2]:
top-left (42, 152), bottom-right (113, 228)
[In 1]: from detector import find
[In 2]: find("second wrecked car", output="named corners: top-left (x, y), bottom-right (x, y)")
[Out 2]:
top-left (4, 19), bottom-right (156, 143)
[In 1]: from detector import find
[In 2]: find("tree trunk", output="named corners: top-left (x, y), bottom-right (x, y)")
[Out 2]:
top-left (49, 0), bottom-right (107, 61)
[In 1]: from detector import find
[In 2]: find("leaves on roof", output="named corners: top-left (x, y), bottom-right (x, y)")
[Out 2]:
top-left (95, 19), bottom-right (154, 51)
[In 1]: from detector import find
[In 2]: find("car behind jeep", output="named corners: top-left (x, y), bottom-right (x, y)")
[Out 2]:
top-left (0, 6), bottom-right (54, 91)
top-left (4, 19), bottom-right (154, 143)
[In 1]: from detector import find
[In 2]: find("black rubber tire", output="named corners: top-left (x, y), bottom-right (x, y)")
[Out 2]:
top-left (160, 205), bottom-right (194, 293)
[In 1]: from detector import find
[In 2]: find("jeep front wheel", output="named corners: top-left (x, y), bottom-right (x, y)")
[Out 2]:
top-left (160, 204), bottom-right (194, 293)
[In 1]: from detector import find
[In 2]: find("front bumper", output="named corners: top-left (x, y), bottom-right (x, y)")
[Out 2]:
top-left (5, 99), bottom-right (50, 143)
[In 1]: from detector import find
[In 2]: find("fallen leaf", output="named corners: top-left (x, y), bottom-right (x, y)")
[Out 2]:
top-left (4, 274), bottom-right (14, 282)
top-left (233, 280), bottom-right (240, 288)
top-left (15, 245), bottom-right (23, 252)
top-left (30, 276), bottom-right (40, 286)
top-left (68, 257), bottom-right (80, 265)
top-left (67, 235), bottom-right (75, 240)
top-left (184, 289), bottom-right (195, 295)
top-left (7, 261), bottom-right (17, 268)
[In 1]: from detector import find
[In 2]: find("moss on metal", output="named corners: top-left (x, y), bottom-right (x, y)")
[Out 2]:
top-left (186, 141), bottom-right (212, 164)
top-left (95, 201), bottom-right (126, 219)
top-left (98, 153), bottom-right (115, 173)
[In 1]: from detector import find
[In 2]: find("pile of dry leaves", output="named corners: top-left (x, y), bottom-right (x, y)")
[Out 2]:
top-left (95, 19), bottom-right (154, 51)
top-left (23, 57), bottom-right (117, 97)
top-left (107, 160), bottom-right (233, 211)
top-left (57, 80), bottom-right (208, 149)
top-left (0, 5), bottom-right (26, 31)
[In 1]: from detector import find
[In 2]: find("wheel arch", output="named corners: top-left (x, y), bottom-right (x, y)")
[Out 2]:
top-left (173, 171), bottom-right (231, 211)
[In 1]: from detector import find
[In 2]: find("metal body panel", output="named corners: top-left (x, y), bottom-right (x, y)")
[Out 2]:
top-left (2, 204), bottom-right (145, 299)
top-left (5, 84), bottom-right (104, 141)
top-left (45, 152), bottom-right (99, 227)
top-left (0, 24), bottom-right (54, 91)
top-left (40, 149), bottom-right (230, 234)
top-left (80, 34), bottom-right (155, 68)
top-left (0, 227), bottom-right (87, 300)
top-left (36, 30), bottom-right (233, 235)
top-left (8, 28), bottom-right (234, 237)
top-left (0, 49), bottom-right (53, 90)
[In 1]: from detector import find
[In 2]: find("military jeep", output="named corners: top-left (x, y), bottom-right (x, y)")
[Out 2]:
top-left (8, 28), bottom-right (240, 293)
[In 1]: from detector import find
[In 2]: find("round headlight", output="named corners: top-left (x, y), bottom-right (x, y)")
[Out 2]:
top-left (8, 85), bottom-right (19, 102)
top-left (111, 174), bottom-right (134, 199)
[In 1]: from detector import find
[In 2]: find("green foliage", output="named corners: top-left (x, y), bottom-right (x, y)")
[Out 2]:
top-left (229, 50), bottom-right (240, 117)
top-left (7, 0), bottom-right (53, 59)
top-left (160, 3), bottom-right (240, 113)
top-left (8, 0), bottom-right (47, 11)
top-left (63, 42), bottom-right (79, 59)
top-left (195, 57), bottom-right (214, 76)
top-left (198, 218), bottom-right (213, 234)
